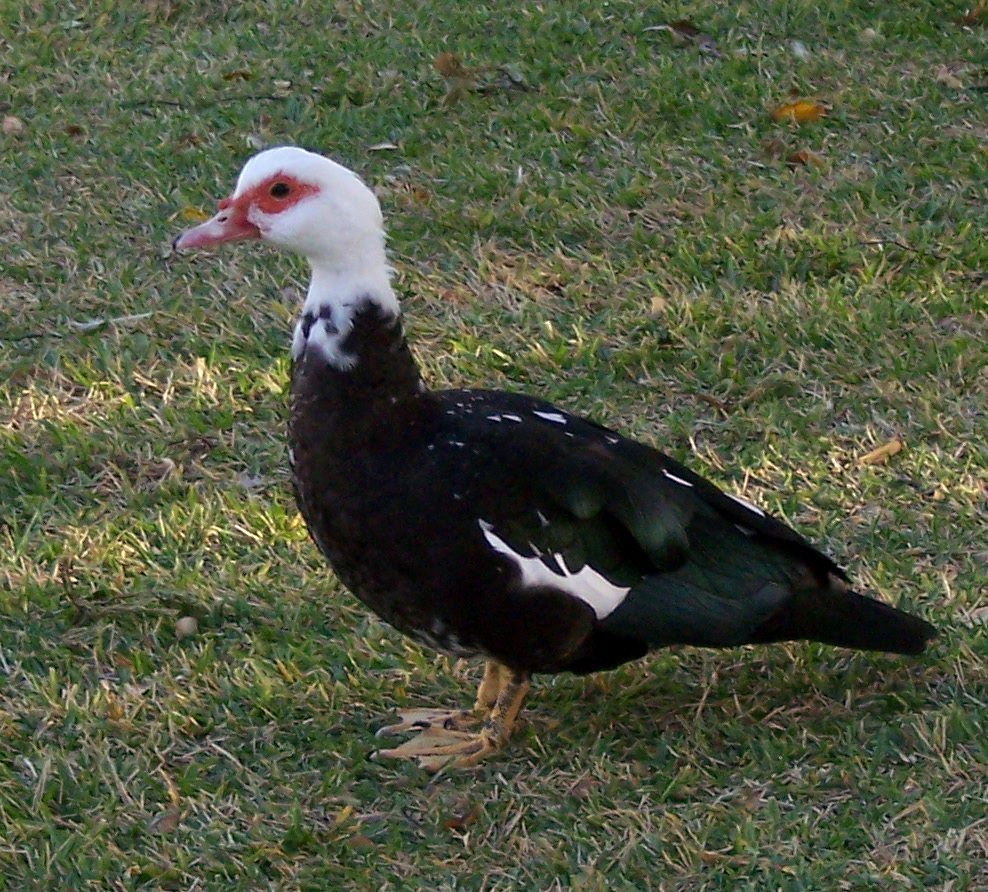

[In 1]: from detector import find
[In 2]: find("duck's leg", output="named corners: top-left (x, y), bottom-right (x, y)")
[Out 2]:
top-left (373, 660), bottom-right (505, 738)
top-left (374, 662), bottom-right (529, 771)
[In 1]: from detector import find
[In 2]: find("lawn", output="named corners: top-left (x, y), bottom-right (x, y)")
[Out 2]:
top-left (1, 1), bottom-right (986, 889)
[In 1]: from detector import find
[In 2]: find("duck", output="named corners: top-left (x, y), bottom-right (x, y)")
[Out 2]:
top-left (174, 146), bottom-right (936, 770)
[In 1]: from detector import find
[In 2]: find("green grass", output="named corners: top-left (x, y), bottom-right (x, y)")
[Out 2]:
top-left (1, 1), bottom-right (986, 888)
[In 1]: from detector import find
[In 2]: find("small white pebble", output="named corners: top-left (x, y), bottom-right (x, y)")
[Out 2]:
top-left (175, 616), bottom-right (198, 639)
top-left (860, 27), bottom-right (878, 42)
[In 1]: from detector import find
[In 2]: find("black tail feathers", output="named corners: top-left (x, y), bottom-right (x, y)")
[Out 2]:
top-left (752, 584), bottom-right (937, 655)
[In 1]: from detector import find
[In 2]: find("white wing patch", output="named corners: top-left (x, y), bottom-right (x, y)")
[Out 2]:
top-left (478, 519), bottom-right (630, 620)
top-left (726, 492), bottom-right (765, 517)
top-left (662, 469), bottom-right (695, 488)
top-left (533, 410), bottom-right (568, 425)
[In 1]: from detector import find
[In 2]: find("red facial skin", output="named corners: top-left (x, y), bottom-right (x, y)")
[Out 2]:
top-left (173, 174), bottom-right (319, 250)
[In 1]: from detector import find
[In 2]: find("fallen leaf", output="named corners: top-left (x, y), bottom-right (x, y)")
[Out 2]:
top-left (147, 807), bottom-right (181, 835)
top-left (222, 69), bottom-right (252, 81)
top-left (163, 773), bottom-right (181, 808)
top-left (433, 52), bottom-right (476, 107)
top-left (347, 834), bottom-right (375, 851)
top-left (786, 148), bottom-right (825, 168)
top-left (442, 805), bottom-right (480, 831)
top-left (960, 2), bottom-right (987, 26)
top-left (366, 141), bottom-right (399, 152)
top-left (859, 437), bottom-right (904, 466)
top-left (105, 693), bottom-right (125, 721)
top-left (649, 294), bottom-right (668, 315)
top-left (669, 19), bottom-right (702, 39)
top-left (771, 99), bottom-right (826, 123)
top-left (433, 52), bottom-right (469, 79)
top-left (332, 805), bottom-right (354, 828)
top-left (2, 115), bottom-right (24, 134)
top-left (181, 206), bottom-right (208, 222)
top-left (65, 124), bottom-right (85, 137)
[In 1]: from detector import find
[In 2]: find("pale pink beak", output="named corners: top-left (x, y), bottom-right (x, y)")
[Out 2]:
top-left (173, 202), bottom-right (260, 251)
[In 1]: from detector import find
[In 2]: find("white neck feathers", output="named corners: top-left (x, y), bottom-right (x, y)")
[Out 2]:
top-left (291, 260), bottom-right (400, 369)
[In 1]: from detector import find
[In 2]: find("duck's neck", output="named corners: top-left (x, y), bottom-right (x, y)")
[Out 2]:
top-left (290, 258), bottom-right (422, 400)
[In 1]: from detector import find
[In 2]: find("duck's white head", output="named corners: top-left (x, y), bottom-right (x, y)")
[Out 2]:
top-left (175, 146), bottom-right (387, 267)
top-left (175, 147), bottom-right (398, 366)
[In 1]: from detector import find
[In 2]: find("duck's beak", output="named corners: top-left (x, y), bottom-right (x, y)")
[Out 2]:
top-left (173, 197), bottom-right (260, 251)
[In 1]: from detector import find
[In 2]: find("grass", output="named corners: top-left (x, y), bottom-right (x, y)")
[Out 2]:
top-left (1, 0), bottom-right (985, 888)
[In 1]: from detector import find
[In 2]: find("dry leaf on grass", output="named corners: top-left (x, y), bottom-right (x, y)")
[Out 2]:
top-left (786, 148), bottom-right (826, 168)
top-left (104, 693), bottom-right (125, 721)
top-left (960, 2), bottom-right (987, 26)
top-left (859, 437), bottom-right (904, 465)
top-left (771, 99), bottom-right (826, 123)
top-left (442, 805), bottom-right (480, 831)
top-left (433, 51), bottom-right (475, 106)
top-left (147, 807), bottom-right (181, 835)
top-left (433, 51), bottom-right (469, 80)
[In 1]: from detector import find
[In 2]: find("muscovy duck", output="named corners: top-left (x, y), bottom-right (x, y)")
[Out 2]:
top-left (174, 147), bottom-right (936, 770)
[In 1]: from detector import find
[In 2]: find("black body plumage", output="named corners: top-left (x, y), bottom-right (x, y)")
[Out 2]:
top-left (288, 301), bottom-right (936, 675)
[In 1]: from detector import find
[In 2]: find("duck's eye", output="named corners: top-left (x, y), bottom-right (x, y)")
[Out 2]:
top-left (269, 182), bottom-right (290, 198)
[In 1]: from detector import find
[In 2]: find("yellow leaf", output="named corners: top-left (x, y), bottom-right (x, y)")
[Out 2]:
top-left (771, 99), bottom-right (826, 123)
top-left (859, 437), bottom-right (904, 466)
top-left (181, 206), bottom-right (208, 222)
